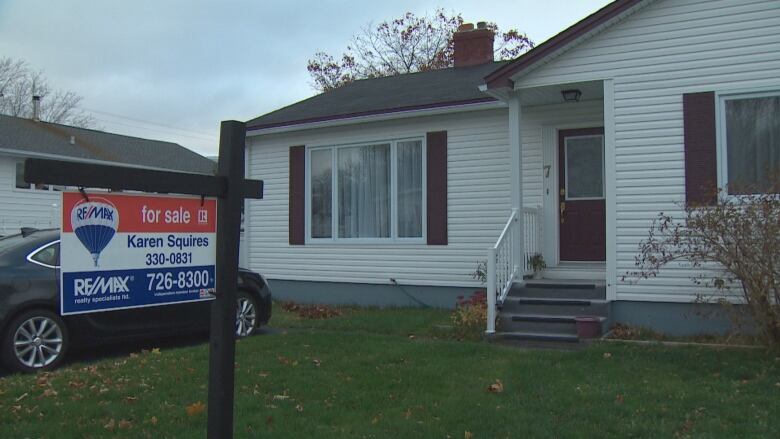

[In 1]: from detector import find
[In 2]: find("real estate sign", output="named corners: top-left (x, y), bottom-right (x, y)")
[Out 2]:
top-left (60, 191), bottom-right (217, 315)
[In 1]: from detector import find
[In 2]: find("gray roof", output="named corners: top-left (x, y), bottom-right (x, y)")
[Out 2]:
top-left (247, 61), bottom-right (510, 131)
top-left (0, 114), bottom-right (216, 174)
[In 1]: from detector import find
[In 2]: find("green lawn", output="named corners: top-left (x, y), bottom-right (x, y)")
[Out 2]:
top-left (1, 306), bottom-right (778, 438)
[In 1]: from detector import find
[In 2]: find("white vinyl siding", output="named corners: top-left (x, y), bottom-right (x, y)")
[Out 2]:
top-left (515, 0), bottom-right (780, 302)
top-left (246, 110), bottom-right (511, 287)
top-left (0, 156), bottom-right (61, 235)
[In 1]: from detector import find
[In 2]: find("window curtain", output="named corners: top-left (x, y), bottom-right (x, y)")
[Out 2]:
top-left (397, 140), bottom-right (423, 237)
top-left (726, 96), bottom-right (780, 194)
top-left (338, 144), bottom-right (391, 238)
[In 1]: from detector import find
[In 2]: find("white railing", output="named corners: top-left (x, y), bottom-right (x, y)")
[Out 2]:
top-left (486, 208), bottom-right (519, 333)
top-left (522, 206), bottom-right (543, 275)
top-left (486, 206), bottom-right (543, 334)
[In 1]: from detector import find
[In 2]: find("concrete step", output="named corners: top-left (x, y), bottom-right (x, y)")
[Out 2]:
top-left (501, 297), bottom-right (608, 316)
top-left (542, 267), bottom-right (606, 281)
top-left (498, 313), bottom-right (578, 334)
top-left (510, 283), bottom-right (606, 300)
top-left (492, 331), bottom-right (580, 343)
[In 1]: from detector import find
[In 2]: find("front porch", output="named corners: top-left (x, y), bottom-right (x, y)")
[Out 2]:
top-left (484, 78), bottom-right (614, 338)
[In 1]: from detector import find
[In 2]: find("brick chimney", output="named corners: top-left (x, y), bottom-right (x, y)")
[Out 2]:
top-left (453, 22), bottom-right (495, 68)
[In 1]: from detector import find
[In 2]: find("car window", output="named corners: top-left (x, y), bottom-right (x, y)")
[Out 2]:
top-left (29, 242), bottom-right (60, 268)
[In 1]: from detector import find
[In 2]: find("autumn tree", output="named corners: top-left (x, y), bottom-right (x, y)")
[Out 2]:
top-left (307, 10), bottom-right (534, 92)
top-left (0, 56), bottom-right (94, 127)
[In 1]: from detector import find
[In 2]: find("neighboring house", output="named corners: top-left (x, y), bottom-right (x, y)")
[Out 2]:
top-left (0, 113), bottom-right (216, 235)
top-left (244, 0), bottom-right (780, 337)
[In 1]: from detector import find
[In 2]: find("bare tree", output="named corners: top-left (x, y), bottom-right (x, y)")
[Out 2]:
top-left (307, 10), bottom-right (534, 92)
top-left (626, 180), bottom-right (780, 347)
top-left (0, 56), bottom-right (94, 127)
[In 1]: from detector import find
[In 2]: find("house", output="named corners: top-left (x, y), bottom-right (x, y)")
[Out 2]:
top-left (0, 111), bottom-right (216, 236)
top-left (244, 0), bottom-right (780, 338)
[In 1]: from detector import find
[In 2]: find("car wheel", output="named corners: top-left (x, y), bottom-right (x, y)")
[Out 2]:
top-left (2, 309), bottom-right (69, 373)
top-left (236, 291), bottom-right (258, 337)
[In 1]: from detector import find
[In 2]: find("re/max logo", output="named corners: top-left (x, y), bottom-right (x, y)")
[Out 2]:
top-left (75, 205), bottom-right (115, 221)
top-left (74, 276), bottom-right (130, 296)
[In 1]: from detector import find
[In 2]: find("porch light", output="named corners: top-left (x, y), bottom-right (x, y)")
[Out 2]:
top-left (561, 89), bottom-right (582, 103)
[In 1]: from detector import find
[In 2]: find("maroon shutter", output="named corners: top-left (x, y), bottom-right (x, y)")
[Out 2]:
top-left (426, 131), bottom-right (448, 245)
top-left (289, 145), bottom-right (305, 245)
top-left (683, 92), bottom-right (717, 205)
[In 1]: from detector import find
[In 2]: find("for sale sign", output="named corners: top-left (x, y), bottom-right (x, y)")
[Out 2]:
top-left (60, 191), bottom-right (217, 315)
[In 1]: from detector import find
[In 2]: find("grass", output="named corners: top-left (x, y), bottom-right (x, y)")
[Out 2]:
top-left (0, 305), bottom-right (778, 438)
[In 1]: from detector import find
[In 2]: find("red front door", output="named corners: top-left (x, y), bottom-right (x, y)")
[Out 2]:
top-left (558, 128), bottom-right (606, 261)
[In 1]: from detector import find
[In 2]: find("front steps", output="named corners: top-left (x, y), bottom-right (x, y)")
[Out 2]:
top-left (491, 281), bottom-right (608, 345)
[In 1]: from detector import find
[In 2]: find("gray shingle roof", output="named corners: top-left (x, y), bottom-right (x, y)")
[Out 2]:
top-left (246, 61), bottom-right (510, 131)
top-left (0, 114), bottom-right (216, 174)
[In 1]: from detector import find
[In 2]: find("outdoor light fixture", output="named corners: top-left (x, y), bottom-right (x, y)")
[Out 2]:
top-left (561, 89), bottom-right (582, 102)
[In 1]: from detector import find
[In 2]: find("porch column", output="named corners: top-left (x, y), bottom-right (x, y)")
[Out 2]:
top-left (508, 95), bottom-right (524, 277)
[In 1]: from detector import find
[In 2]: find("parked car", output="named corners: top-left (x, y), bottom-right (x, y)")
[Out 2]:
top-left (0, 228), bottom-right (271, 373)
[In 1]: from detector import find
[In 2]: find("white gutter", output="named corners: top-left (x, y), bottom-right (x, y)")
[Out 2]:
top-left (246, 100), bottom-right (507, 137)
top-left (479, 84), bottom-right (513, 102)
top-left (0, 148), bottom-right (211, 174)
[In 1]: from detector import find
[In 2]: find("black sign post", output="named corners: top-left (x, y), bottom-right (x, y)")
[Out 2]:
top-left (24, 120), bottom-right (260, 439)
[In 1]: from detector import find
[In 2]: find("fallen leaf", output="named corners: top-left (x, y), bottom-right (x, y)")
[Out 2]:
top-left (41, 388), bottom-right (58, 398)
top-left (313, 359), bottom-right (321, 367)
top-left (151, 348), bottom-right (161, 355)
top-left (118, 419), bottom-right (132, 429)
top-left (295, 404), bottom-right (304, 412)
top-left (186, 401), bottom-right (206, 416)
top-left (104, 419), bottom-right (116, 431)
top-left (125, 396), bottom-right (138, 404)
top-left (615, 394), bottom-right (625, 404)
top-left (15, 392), bottom-right (29, 402)
top-left (603, 352), bottom-right (612, 359)
top-left (487, 379), bottom-right (504, 393)
top-left (150, 416), bottom-right (158, 426)
top-left (465, 431), bottom-right (474, 439)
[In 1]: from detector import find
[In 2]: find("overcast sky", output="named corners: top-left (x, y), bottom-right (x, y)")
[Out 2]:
top-left (0, 0), bottom-right (611, 156)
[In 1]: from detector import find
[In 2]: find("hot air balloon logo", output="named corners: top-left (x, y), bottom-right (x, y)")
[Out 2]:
top-left (70, 197), bottom-right (119, 267)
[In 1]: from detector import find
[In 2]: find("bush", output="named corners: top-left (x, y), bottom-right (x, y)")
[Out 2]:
top-left (451, 291), bottom-right (487, 340)
top-left (627, 180), bottom-right (780, 348)
top-left (280, 302), bottom-right (343, 320)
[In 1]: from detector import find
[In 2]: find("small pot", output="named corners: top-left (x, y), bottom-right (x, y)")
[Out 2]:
top-left (575, 316), bottom-right (601, 339)
top-left (532, 270), bottom-right (543, 280)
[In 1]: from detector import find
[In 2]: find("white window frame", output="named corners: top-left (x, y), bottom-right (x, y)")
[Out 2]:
top-left (304, 136), bottom-right (427, 244)
top-left (716, 88), bottom-right (780, 195)
top-left (564, 134), bottom-right (605, 201)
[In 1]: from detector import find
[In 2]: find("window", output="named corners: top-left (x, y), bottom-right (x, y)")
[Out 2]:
top-left (564, 135), bottom-right (605, 200)
top-left (27, 241), bottom-right (60, 268)
top-left (15, 161), bottom-right (53, 191)
top-left (719, 91), bottom-right (780, 194)
top-left (307, 138), bottom-right (425, 241)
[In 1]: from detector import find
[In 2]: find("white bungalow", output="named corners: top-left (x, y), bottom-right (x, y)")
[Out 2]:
top-left (244, 0), bottom-right (780, 340)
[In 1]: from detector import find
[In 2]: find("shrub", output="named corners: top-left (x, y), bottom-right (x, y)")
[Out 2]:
top-left (280, 302), bottom-right (343, 320)
top-left (451, 291), bottom-right (487, 340)
top-left (627, 180), bottom-right (780, 348)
